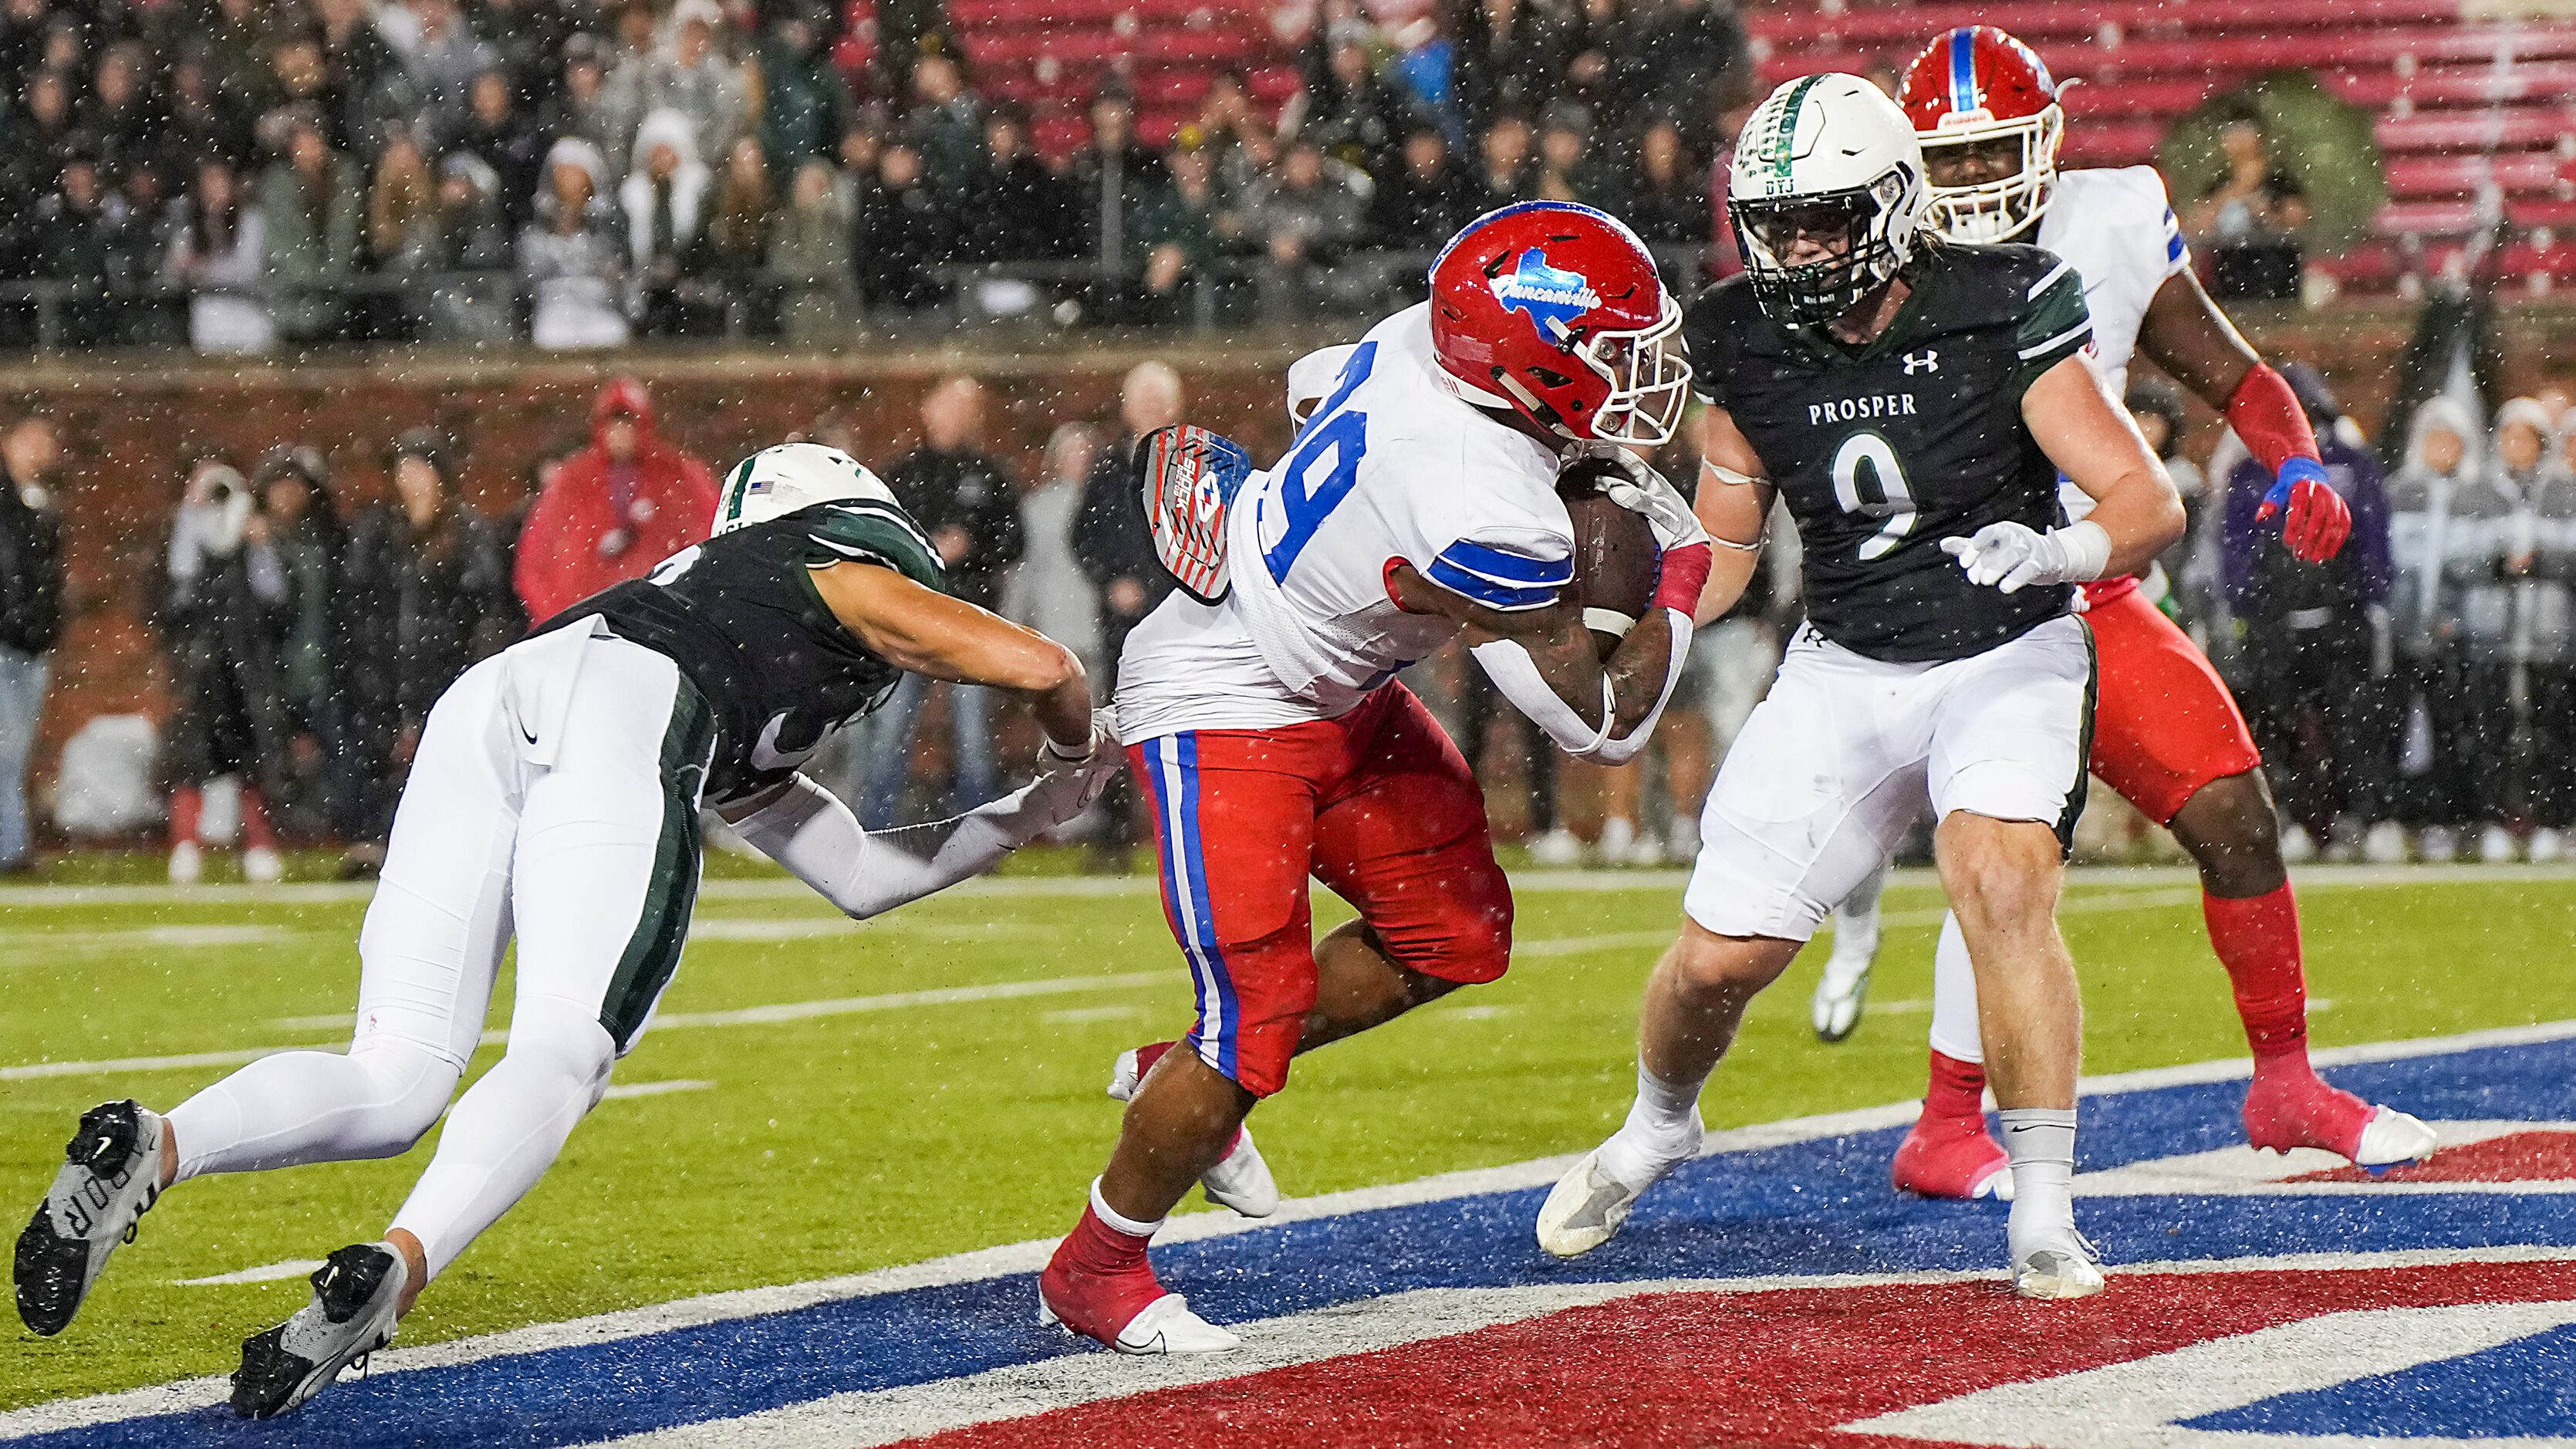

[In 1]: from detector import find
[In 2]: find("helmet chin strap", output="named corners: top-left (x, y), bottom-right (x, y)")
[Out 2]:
top-left (1490, 370), bottom-right (1582, 441)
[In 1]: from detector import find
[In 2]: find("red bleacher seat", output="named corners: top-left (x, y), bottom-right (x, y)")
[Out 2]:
top-left (1749, 0), bottom-right (2461, 49)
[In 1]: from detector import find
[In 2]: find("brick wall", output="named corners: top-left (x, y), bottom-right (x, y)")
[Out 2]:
top-left (11, 304), bottom-right (2575, 831)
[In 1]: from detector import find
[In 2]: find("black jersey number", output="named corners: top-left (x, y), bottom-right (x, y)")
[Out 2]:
top-left (1829, 431), bottom-right (1916, 562)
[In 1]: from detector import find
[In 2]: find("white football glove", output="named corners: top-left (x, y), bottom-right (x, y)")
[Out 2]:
top-left (1024, 706), bottom-right (1124, 829)
top-left (1938, 520), bottom-right (2111, 595)
top-left (1569, 444), bottom-right (1710, 553)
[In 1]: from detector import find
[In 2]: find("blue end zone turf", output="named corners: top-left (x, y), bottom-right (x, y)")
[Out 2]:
top-left (16, 1033), bottom-right (2576, 1448)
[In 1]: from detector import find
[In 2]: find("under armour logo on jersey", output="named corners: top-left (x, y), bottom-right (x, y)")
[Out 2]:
top-left (1903, 349), bottom-right (1940, 374)
top-left (1491, 248), bottom-right (1602, 341)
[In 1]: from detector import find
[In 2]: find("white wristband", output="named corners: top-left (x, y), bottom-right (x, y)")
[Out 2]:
top-left (2055, 520), bottom-right (2113, 583)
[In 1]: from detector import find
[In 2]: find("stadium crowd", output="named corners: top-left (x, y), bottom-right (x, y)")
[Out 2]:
top-left (0, 0), bottom-right (2568, 878)
top-left (8, 363), bottom-right (2576, 880)
top-left (0, 0), bottom-right (1753, 348)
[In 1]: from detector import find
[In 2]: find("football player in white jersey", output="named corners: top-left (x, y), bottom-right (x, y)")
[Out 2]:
top-left (1039, 202), bottom-right (1713, 1353)
top-left (1806, 27), bottom-right (2434, 1201)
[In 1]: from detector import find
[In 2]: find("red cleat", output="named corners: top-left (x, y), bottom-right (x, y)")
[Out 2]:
top-left (2242, 1059), bottom-right (2436, 1167)
top-left (1890, 1109), bottom-right (2013, 1201)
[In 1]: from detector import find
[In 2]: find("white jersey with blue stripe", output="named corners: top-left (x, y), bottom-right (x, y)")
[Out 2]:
top-left (2038, 165), bottom-right (2190, 522)
top-left (1115, 303), bottom-right (1573, 744)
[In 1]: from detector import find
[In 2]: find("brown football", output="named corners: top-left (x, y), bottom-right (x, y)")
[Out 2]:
top-left (1559, 475), bottom-right (1659, 656)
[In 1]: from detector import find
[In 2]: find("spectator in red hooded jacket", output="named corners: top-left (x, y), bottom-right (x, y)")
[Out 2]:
top-left (512, 377), bottom-right (719, 622)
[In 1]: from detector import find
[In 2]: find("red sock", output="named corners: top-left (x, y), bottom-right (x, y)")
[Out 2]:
top-left (1924, 1049), bottom-right (1988, 1124)
top-left (169, 785), bottom-right (202, 849)
top-left (1041, 1201), bottom-right (1165, 1342)
top-left (239, 786), bottom-right (278, 851)
top-left (2203, 884), bottom-right (2310, 1066)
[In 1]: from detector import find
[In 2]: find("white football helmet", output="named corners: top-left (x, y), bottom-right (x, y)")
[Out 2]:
top-left (1729, 73), bottom-right (1929, 329)
top-left (712, 442), bottom-right (895, 535)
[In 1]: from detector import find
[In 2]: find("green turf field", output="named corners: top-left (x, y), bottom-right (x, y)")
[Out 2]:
top-left (4, 862), bottom-right (2573, 1408)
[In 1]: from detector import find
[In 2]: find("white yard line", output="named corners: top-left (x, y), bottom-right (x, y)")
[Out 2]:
top-left (0, 973), bottom-right (1170, 1081)
top-left (2, 860), bottom-right (2568, 910)
top-left (599, 1079), bottom-right (714, 1102)
top-left (170, 1258), bottom-right (326, 1288)
top-left (3, 1019), bottom-right (2570, 1444)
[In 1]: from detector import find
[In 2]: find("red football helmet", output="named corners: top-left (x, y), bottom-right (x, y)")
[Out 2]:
top-left (1897, 25), bottom-right (2066, 244)
top-left (1427, 201), bottom-right (1691, 447)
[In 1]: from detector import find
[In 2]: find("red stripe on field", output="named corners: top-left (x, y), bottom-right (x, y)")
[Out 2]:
top-left (903, 1261), bottom-right (2576, 1449)
top-left (2291, 1131), bottom-right (2576, 1184)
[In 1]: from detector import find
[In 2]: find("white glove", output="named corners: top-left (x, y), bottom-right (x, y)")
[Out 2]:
top-left (1939, 520), bottom-right (2111, 595)
top-left (1570, 444), bottom-right (1710, 552)
top-left (1025, 706), bottom-right (1124, 828)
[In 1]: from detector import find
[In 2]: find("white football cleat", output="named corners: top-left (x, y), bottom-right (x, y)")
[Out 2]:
top-left (1528, 828), bottom-right (1585, 867)
top-left (2353, 1107), bottom-right (2441, 1168)
top-left (167, 841), bottom-right (202, 885)
top-left (2011, 1231), bottom-right (2105, 1300)
top-left (229, 1241), bottom-right (407, 1418)
top-left (1810, 940), bottom-right (1875, 1044)
top-left (242, 846), bottom-right (285, 884)
top-left (1535, 1114), bottom-right (1700, 1260)
top-left (2361, 820), bottom-right (2409, 865)
top-left (2418, 826), bottom-right (2457, 863)
top-left (2528, 827), bottom-right (2565, 864)
top-left (1200, 1130), bottom-right (1278, 1218)
top-left (2278, 824), bottom-right (2317, 864)
top-left (1039, 1289), bottom-right (1241, 1354)
top-left (1106, 1049), bottom-right (1278, 1217)
top-left (15, 1100), bottom-right (165, 1336)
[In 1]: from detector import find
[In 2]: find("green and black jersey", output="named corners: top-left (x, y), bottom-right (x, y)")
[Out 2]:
top-left (545, 498), bottom-right (947, 805)
top-left (1686, 241), bottom-right (2094, 664)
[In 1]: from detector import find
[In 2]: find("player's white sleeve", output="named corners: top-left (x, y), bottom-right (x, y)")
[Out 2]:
top-left (731, 764), bottom-right (1098, 919)
top-left (1469, 607), bottom-right (1693, 765)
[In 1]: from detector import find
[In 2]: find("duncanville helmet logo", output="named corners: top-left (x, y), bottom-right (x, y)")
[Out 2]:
top-left (1492, 249), bottom-right (1602, 341)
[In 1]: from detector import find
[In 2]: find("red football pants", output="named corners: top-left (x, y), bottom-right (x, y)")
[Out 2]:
top-left (2087, 587), bottom-right (2264, 824)
top-left (1126, 684), bottom-right (1512, 1097)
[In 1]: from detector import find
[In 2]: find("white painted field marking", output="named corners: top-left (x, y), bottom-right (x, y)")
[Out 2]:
top-left (5, 1018), bottom-right (2572, 1444)
top-left (2, 973), bottom-right (1170, 1080)
top-left (1850, 1299), bottom-right (2576, 1449)
top-left (2, 860), bottom-right (2567, 910)
top-left (600, 1079), bottom-right (714, 1102)
top-left (171, 1258), bottom-right (326, 1288)
top-left (2075, 1120), bottom-right (2576, 1198)
top-left (1038, 1005), bottom-right (1146, 1024)
top-left (605, 1270), bottom-right (1990, 1449)
top-left (0, 924), bottom-right (306, 958)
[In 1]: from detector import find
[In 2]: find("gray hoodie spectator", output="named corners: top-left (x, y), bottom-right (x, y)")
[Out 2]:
top-left (2384, 397), bottom-right (2506, 846)
top-left (521, 137), bottom-right (628, 350)
top-left (603, 0), bottom-right (746, 172)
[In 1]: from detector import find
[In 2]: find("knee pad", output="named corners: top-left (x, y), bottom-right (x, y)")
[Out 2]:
top-left (501, 997), bottom-right (619, 1110)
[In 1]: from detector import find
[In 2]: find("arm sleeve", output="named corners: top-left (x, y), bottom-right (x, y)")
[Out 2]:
top-left (2013, 258), bottom-right (2095, 395)
top-left (731, 770), bottom-right (1058, 919)
top-left (1468, 609), bottom-right (1694, 765)
top-left (2223, 363), bottom-right (2323, 478)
